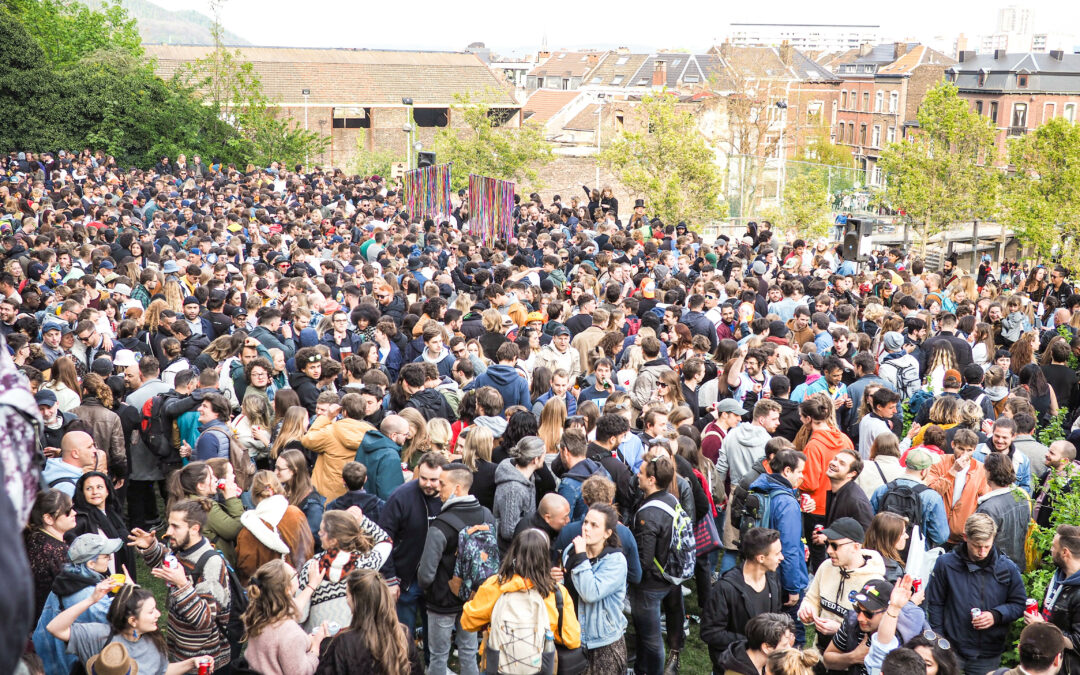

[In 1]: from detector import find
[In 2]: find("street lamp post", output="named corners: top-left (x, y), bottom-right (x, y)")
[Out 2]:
top-left (775, 100), bottom-right (788, 211)
top-left (402, 97), bottom-right (415, 170)
top-left (302, 89), bottom-right (310, 166)
top-left (595, 93), bottom-right (606, 187)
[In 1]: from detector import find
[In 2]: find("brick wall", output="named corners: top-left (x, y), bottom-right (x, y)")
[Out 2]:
top-left (527, 156), bottom-right (636, 215)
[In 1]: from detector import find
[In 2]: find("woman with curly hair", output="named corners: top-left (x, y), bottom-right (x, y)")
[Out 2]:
top-left (242, 559), bottom-right (326, 675)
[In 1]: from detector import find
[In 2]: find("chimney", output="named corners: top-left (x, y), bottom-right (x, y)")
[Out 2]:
top-left (894, 42), bottom-right (909, 59)
top-left (1051, 49), bottom-right (1065, 60)
top-left (587, 52), bottom-right (601, 65)
top-left (958, 50), bottom-right (976, 62)
top-left (994, 49), bottom-right (1007, 60)
top-left (779, 40), bottom-right (793, 66)
top-left (720, 41), bottom-right (733, 59)
top-left (859, 43), bottom-right (874, 57)
top-left (538, 50), bottom-right (550, 61)
top-left (653, 60), bottom-right (668, 87)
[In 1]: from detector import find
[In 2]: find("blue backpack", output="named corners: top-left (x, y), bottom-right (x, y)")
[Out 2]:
top-left (438, 512), bottom-right (501, 602)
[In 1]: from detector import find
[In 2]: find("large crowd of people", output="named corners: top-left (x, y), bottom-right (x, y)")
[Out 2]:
top-left (3, 148), bottom-right (1080, 675)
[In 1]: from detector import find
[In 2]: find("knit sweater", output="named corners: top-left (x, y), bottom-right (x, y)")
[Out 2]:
top-left (295, 515), bottom-right (391, 631)
top-left (244, 619), bottom-right (318, 675)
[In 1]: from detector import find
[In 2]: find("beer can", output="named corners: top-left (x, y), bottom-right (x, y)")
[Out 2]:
top-left (162, 553), bottom-right (180, 571)
top-left (1026, 598), bottom-right (1039, 615)
top-left (217, 480), bottom-right (227, 491)
top-left (813, 524), bottom-right (824, 534)
top-left (799, 493), bottom-right (813, 511)
top-left (971, 608), bottom-right (982, 619)
top-left (326, 621), bottom-right (341, 636)
top-left (197, 656), bottom-right (213, 675)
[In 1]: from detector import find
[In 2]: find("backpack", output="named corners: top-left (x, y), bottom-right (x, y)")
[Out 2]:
top-left (484, 587), bottom-right (556, 675)
top-left (738, 486), bottom-right (775, 537)
top-left (877, 480), bottom-right (930, 540)
top-left (140, 392), bottom-right (181, 460)
top-left (905, 388), bottom-right (935, 419)
top-left (438, 511), bottom-right (501, 602)
top-left (192, 549), bottom-right (250, 649)
top-left (202, 427), bottom-right (256, 481)
top-left (881, 355), bottom-right (917, 401)
top-left (48, 475), bottom-right (77, 489)
top-left (637, 498), bottom-right (696, 585)
top-left (624, 316), bottom-right (641, 337)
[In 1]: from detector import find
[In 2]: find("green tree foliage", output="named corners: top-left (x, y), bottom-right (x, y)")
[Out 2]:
top-left (782, 168), bottom-right (832, 240)
top-left (434, 90), bottom-right (553, 192)
top-left (601, 93), bottom-right (726, 227)
top-left (6, 0), bottom-right (141, 67)
top-left (877, 81), bottom-right (999, 253)
top-left (1002, 117), bottom-right (1080, 266)
top-left (350, 131), bottom-right (398, 181)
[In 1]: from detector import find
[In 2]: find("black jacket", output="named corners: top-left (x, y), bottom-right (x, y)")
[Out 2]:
top-left (713, 640), bottom-right (759, 675)
top-left (288, 371), bottom-right (322, 416)
top-left (586, 441), bottom-right (637, 521)
top-left (405, 389), bottom-right (458, 422)
top-left (380, 294), bottom-right (407, 326)
top-left (378, 480), bottom-right (442, 589)
top-left (675, 454), bottom-right (709, 521)
top-left (773, 397), bottom-right (802, 442)
top-left (418, 496), bottom-right (494, 614)
top-left (326, 489), bottom-right (384, 522)
top-left (469, 458), bottom-right (498, 511)
top-left (1044, 568), bottom-right (1080, 675)
top-left (824, 480), bottom-right (874, 531)
top-left (634, 490), bottom-right (678, 591)
top-left (701, 566), bottom-right (782, 664)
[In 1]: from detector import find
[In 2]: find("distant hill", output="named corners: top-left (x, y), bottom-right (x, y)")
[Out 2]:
top-left (86, 0), bottom-right (250, 46)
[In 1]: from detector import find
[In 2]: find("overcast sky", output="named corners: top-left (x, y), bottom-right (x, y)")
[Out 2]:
top-left (164, 0), bottom-right (1077, 56)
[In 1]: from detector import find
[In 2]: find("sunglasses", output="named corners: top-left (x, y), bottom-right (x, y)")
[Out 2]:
top-left (305, 354), bottom-right (322, 363)
top-left (826, 540), bottom-right (852, 551)
top-left (922, 629), bottom-right (951, 650)
top-left (856, 605), bottom-right (884, 619)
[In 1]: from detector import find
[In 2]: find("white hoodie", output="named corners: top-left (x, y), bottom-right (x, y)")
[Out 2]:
top-left (239, 494), bottom-right (290, 555)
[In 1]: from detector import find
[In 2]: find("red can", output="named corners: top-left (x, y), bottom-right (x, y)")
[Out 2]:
top-left (216, 480), bottom-right (226, 492)
top-left (813, 524), bottom-right (824, 534)
top-left (800, 493), bottom-right (813, 511)
top-left (197, 656), bottom-right (213, 675)
top-left (1026, 598), bottom-right (1039, 615)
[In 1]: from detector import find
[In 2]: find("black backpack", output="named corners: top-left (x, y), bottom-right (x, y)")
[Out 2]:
top-left (140, 391), bottom-right (181, 460)
top-left (877, 480), bottom-right (930, 541)
top-left (192, 549), bottom-right (250, 653)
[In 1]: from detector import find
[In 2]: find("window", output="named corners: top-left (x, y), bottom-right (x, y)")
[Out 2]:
top-left (638, 78), bottom-right (649, 85)
top-left (863, 92), bottom-right (870, 111)
top-left (841, 91), bottom-right (848, 108)
top-left (562, 78), bottom-right (570, 89)
top-left (1018, 73), bottom-right (1029, 87)
top-left (990, 101), bottom-right (999, 123)
top-left (591, 76), bottom-right (602, 84)
top-left (838, 124), bottom-right (846, 143)
top-left (413, 108), bottom-right (449, 127)
top-left (974, 100), bottom-right (983, 115)
top-left (889, 92), bottom-right (899, 113)
top-left (832, 100), bottom-right (838, 123)
top-left (616, 56), bottom-right (629, 65)
top-left (850, 91), bottom-right (857, 109)
top-left (872, 167), bottom-right (883, 185)
top-left (1045, 103), bottom-right (1057, 120)
top-left (875, 91), bottom-right (884, 112)
top-left (887, 125), bottom-right (896, 143)
top-left (612, 75), bottom-right (624, 85)
top-left (332, 107), bottom-right (370, 129)
top-left (978, 71), bottom-right (987, 86)
top-left (863, 64), bottom-right (875, 73)
top-left (807, 101), bottom-right (822, 125)
top-left (1011, 102), bottom-right (1028, 128)
top-left (849, 122), bottom-right (855, 140)
top-left (872, 125), bottom-right (881, 147)
top-left (684, 75), bottom-right (699, 83)
top-left (860, 124), bottom-right (867, 145)
top-left (1066, 103), bottom-right (1077, 124)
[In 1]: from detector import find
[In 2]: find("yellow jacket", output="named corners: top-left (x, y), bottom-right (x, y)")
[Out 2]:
top-left (301, 415), bottom-right (376, 501)
top-left (461, 574), bottom-right (581, 649)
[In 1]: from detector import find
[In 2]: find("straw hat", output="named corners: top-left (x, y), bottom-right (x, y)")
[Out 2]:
top-left (85, 642), bottom-right (139, 675)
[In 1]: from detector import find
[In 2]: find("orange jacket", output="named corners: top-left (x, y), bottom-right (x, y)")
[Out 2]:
top-left (461, 574), bottom-right (581, 649)
top-left (800, 427), bottom-right (854, 516)
top-left (928, 455), bottom-right (989, 542)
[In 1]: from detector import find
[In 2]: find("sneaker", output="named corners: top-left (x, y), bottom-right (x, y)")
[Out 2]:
top-left (663, 649), bottom-right (680, 675)
top-left (681, 585), bottom-right (691, 597)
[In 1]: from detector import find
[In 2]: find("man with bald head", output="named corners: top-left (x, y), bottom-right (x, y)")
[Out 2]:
top-left (1035, 440), bottom-right (1079, 528)
top-left (354, 414), bottom-right (410, 500)
top-left (514, 492), bottom-right (572, 570)
top-left (41, 430), bottom-right (100, 497)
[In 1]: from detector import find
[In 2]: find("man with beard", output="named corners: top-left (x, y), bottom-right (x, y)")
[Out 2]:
top-left (128, 499), bottom-right (231, 669)
top-left (1023, 525), bottom-right (1080, 674)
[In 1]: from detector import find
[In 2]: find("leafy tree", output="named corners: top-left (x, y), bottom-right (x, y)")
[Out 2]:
top-left (6, 0), bottom-right (141, 68)
top-left (433, 90), bottom-right (553, 192)
top-left (781, 168), bottom-right (832, 240)
top-left (1002, 117), bottom-right (1080, 266)
top-left (0, 6), bottom-right (64, 151)
top-left (600, 93), bottom-right (726, 227)
top-left (876, 81), bottom-right (999, 254)
top-left (350, 131), bottom-right (398, 181)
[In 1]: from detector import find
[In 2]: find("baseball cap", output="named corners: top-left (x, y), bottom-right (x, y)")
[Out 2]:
top-left (35, 389), bottom-right (58, 408)
top-left (904, 446), bottom-right (935, 471)
top-left (714, 399), bottom-right (748, 416)
top-left (113, 349), bottom-right (138, 368)
top-left (853, 579), bottom-right (894, 612)
top-left (112, 283), bottom-right (132, 297)
top-left (525, 311), bottom-right (545, 324)
top-left (68, 533), bottom-right (123, 565)
top-left (183, 295), bottom-right (200, 306)
top-left (553, 325), bottom-right (572, 338)
top-left (822, 517), bottom-right (865, 544)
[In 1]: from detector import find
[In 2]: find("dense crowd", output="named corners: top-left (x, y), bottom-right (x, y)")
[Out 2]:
top-left (2, 148), bottom-right (1079, 675)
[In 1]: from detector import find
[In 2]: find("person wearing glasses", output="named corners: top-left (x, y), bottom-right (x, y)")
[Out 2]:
top-left (823, 576), bottom-right (928, 675)
top-left (1045, 265), bottom-right (1074, 307)
top-left (319, 311), bottom-right (361, 362)
top-left (797, 518), bottom-right (886, 646)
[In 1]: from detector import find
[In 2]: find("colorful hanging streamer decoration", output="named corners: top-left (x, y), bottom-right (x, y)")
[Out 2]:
top-left (467, 174), bottom-right (516, 246)
top-left (403, 163), bottom-right (452, 222)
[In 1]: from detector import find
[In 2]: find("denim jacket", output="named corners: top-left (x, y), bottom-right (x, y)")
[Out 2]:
top-left (563, 546), bottom-right (628, 649)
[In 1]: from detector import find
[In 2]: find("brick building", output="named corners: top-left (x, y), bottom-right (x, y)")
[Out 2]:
top-left (144, 45), bottom-right (520, 168)
top-left (830, 43), bottom-right (955, 185)
top-left (947, 50), bottom-right (1080, 162)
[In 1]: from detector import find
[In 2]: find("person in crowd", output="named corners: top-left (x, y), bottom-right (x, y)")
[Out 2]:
top-left (242, 559), bottom-right (326, 675)
top-left (863, 512), bottom-right (911, 583)
top-left (823, 449), bottom-right (874, 530)
top-left (326, 461), bottom-right (385, 519)
top-left (24, 490), bottom-right (76, 620)
top-left (994, 623), bottom-right (1066, 675)
top-left (313, 568), bottom-right (425, 675)
top-left (1034, 440), bottom-right (1079, 528)
top-left (857, 432), bottom-right (905, 498)
top-left (493, 436), bottom-right (545, 552)
top-left (926, 513), bottom-right (1026, 675)
top-left (870, 446), bottom-right (951, 550)
top-left (236, 470), bottom-right (315, 584)
top-left (974, 416), bottom-right (1034, 495)
top-left (975, 452), bottom-right (1032, 572)
top-left (68, 471), bottom-right (136, 580)
top-left (166, 460), bottom-right (244, 565)
top-left (927, 428), bottom-right (989, 544)
top-left (1022, 524), bottom-right (1080, 673)
top-left (274, 449), bottom-right (326, 548)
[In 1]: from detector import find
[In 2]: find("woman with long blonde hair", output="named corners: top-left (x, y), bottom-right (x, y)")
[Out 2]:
top-left (460, 425), bottom-right (496, 510)
top-left (141, 298), bottom-right (170, 334)
top-left (538, 396), bottom-right (566, 455)
top-left (41, 355), bottom-right (81, 412)
top-left (398, 407), bottom-right (430, 470)
top-left (162, 279), bottom-right (184, 312)
top-left (427, 418), bottom-right (453, 456)
top-left (271, 406), bottom-right (310, 461)
top-left (242, 559), bottom-right (324, 675)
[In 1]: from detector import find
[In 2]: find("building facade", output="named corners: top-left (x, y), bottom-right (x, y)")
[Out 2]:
top-left (726, 23), bottom-right (881, 53)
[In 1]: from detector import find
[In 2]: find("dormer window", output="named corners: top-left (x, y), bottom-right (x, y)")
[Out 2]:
top-left (978, 69), bottom-right (987, 86)
top-left (1018, 73), bottom-right (1029, 87)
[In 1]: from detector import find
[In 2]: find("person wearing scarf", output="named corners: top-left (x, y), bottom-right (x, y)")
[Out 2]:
top-left (67, 471), bottom-right (136, 581)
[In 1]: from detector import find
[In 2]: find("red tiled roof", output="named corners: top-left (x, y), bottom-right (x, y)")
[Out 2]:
top-left (523, 90), bottom-right (582, 123)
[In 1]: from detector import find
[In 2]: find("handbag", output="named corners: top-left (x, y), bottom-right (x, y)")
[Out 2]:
top-left (554, 587), bottom-right (587, 675)
top-left (695, 514), bottom-right (721, 555)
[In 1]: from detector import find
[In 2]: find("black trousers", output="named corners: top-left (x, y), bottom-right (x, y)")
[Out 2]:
top-left (128, 479), bottom-right (167, 530)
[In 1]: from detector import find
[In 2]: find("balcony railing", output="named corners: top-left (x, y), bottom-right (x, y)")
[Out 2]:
top-left (1007, 126), bottom-right (1027, 137)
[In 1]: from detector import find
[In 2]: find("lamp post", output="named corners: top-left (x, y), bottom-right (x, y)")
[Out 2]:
top-left (302, 89), bottom-right (310, 166)
top-left (402, 97), bottom-right (415, 170)
top-left (595, 93), bottom-right (606, 187)
top-left (775, 100), bottom-right (788, 209)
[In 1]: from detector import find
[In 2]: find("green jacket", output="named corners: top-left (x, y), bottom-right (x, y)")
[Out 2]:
top-left (188, 493), bottom-right (244, 565)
